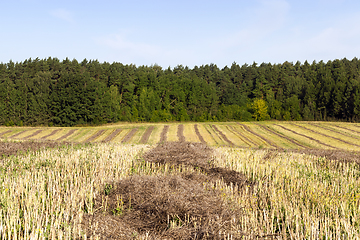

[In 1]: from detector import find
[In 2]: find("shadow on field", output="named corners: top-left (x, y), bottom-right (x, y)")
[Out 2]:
top-left (82, 142), bottom-right (254, 239)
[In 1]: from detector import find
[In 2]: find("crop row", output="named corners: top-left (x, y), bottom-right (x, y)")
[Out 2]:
top-left (1, 121), bottom-right (360, 151)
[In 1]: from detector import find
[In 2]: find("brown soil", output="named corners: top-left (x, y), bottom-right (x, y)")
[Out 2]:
top-left (158, 125), bottom-right (169, 143)
top-left (290, 123), bottom-right (360, 148)
top-left (227, 125), bottom-right (254, 147)
top-left (84, 130), bottom-right (105, 143)
top-left (274, 124), bottom-right (338, 149)
top-left (212, 125), bottom-right (235, 147)
top-left (102, 129), bottom-right (122, 143)
top-left (41, 129), bottom-right (62, 139)
top-left (0, 140), bottom-right (70, 158)
top-left (140, 126), bottom-right (154, 144)
top-left (121, 128), bottom-right (138, 143)
top-left (0, 130), bottom-right (13, 138)
top-left (194, 124), bottom-right (206, 144)
top-left (9, 130), bottom-right (29, 139)
top-left (236, 123), bottom-right (277, 148)
top-left (23, 129), bottom-right (42, 139)
top-left (56, 129), bottom-right (77, 141)
top-left (82, 141), bottom-right (251, 239)
top-left (177, 124), bottom-right (185, 142)
top-left (255, 124), bottom-right (307, 149)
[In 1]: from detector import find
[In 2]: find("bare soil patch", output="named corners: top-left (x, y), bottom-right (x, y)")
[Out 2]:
top-left (84, 130), bottom-right (105, 143)
top-left (158, 125), bottom-right (169, 143)
top-left (177, 124), bottom-right (185, 142)
top-left (102, 129), bottom-right (122, 143)
top-left (23, 129), bottom-right (42, 139)
top-left (41, 129), bottom-right (62, 139)
top-left (121, 128), bottom-right (138, 143)
top-left (56, 129), bottom-right (77, 141)
top-left (140, 126), bottom-right (154, 144)
top-left (236, 123), bottom-right (277, 148)
top-left (194, 124), bottom-right (206, 144)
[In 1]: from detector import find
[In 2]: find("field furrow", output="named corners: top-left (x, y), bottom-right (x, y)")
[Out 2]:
top-left (308, 122), bottom-right (360, 141)
top-left (291, 123), bottom-right (360, 149)
top-left (225, 125), bottom-right (252, 147)
top-left (56, 129), bottom-right (78, 141)
top-left (177, 124), bottom-right (185, 142)
top-left (205, 125), bottom-right (225, 146)
top-left (41, 129), bottom-right (62, 139)
top-left (212, 125), bottom-right (235, 147)
top-left (0, 130), bottom-right (13, 138)
top-left (256, 124), bottom-right (307, 149)
top-left (236, 123), bottom-right (277, 148)
top-left (102, 129), bottom-right (122, 142)
top-left (121, 128), bottom-right (138, 143)
top-left (158, 125), bottom-right (169, 143)
top-left (332, 124), bottom-right (360, 135)
top-left (274, 124), bottom-right (338, 149)
top-left (194, 124), bottom-right (206, 144)
top-left (23, 129), bottom-right (42, 139)
top-left (9, 129), bottom-right (29, 139)
top-left (85, 130), bottom-right (105, 143)
top-left (140, 126), bottom-right (154, 144)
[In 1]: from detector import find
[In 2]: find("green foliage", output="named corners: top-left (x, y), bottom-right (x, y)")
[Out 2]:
top-left (1, 57), bottom-right (360, 125)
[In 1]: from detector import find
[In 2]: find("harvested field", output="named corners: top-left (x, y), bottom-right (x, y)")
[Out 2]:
top-left (56, 129), bottom-right (77, 141)
top-left (139, 126), bottom-right (154, 144)
top-left (41, 129), bottom-right (62, 139)
top-left (9, 129), bottom-right (29, 139)
top-left (121, 128), bottom-right (138, 143)
top-left (212, 125), bottom-right (235, 147)
top-left (0, 130), bottom-right (13, 138)
top-left (85, 130), bottom-right (105, 143)
top-left (0, 140), bottom-right (69, 157)
top-left (23, 129), bottom-right (42, 139)
top-left (274, 124), bottom-right (337, 149)
top-left (228, 125), bottom-right (255, 147)
top-left (291, 123), bottom-right (360, 148)
top-left (256, 123), bottom-right (307, 149)
top-left (102, 129), bottom-right (122, 142)
top-left (236, 123), bottom-right (276, 147)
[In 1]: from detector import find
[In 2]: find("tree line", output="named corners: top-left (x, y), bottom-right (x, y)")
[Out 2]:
top-left (0, 57), bottom-right (360, 126)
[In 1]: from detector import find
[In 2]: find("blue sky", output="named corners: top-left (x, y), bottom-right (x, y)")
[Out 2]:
top-left (1, 0), bottom-right (360, 68)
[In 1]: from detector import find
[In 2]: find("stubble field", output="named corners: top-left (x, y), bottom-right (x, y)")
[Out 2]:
top-left (0, 121), bottom-right (360, 239)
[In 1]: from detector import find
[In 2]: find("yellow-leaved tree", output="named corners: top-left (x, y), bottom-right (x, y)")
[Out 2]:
top-left (251, 98), bottom-right (270, 121)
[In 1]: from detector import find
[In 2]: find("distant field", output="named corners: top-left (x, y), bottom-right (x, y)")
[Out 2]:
top-left (1, 121), bottom-right (360, 151)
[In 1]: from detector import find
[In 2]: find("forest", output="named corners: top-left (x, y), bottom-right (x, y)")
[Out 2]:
top-left (0, 57), bottom-right (360, 126)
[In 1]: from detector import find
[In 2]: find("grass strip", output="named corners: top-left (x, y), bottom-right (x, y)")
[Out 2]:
top-left (291, 123), bottom-right (360, 148)
top-left (255, 123), bottom-right (307, 149)
top-left (236, 123), bottom-right (277, 147)
top-left (212, 125), bottom-right (236, 147)
top-left (274, 124), bottom-right (338, 149)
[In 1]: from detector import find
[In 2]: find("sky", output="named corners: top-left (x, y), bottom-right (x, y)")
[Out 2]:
top-left (1, 0), bottom-right (360, 68)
